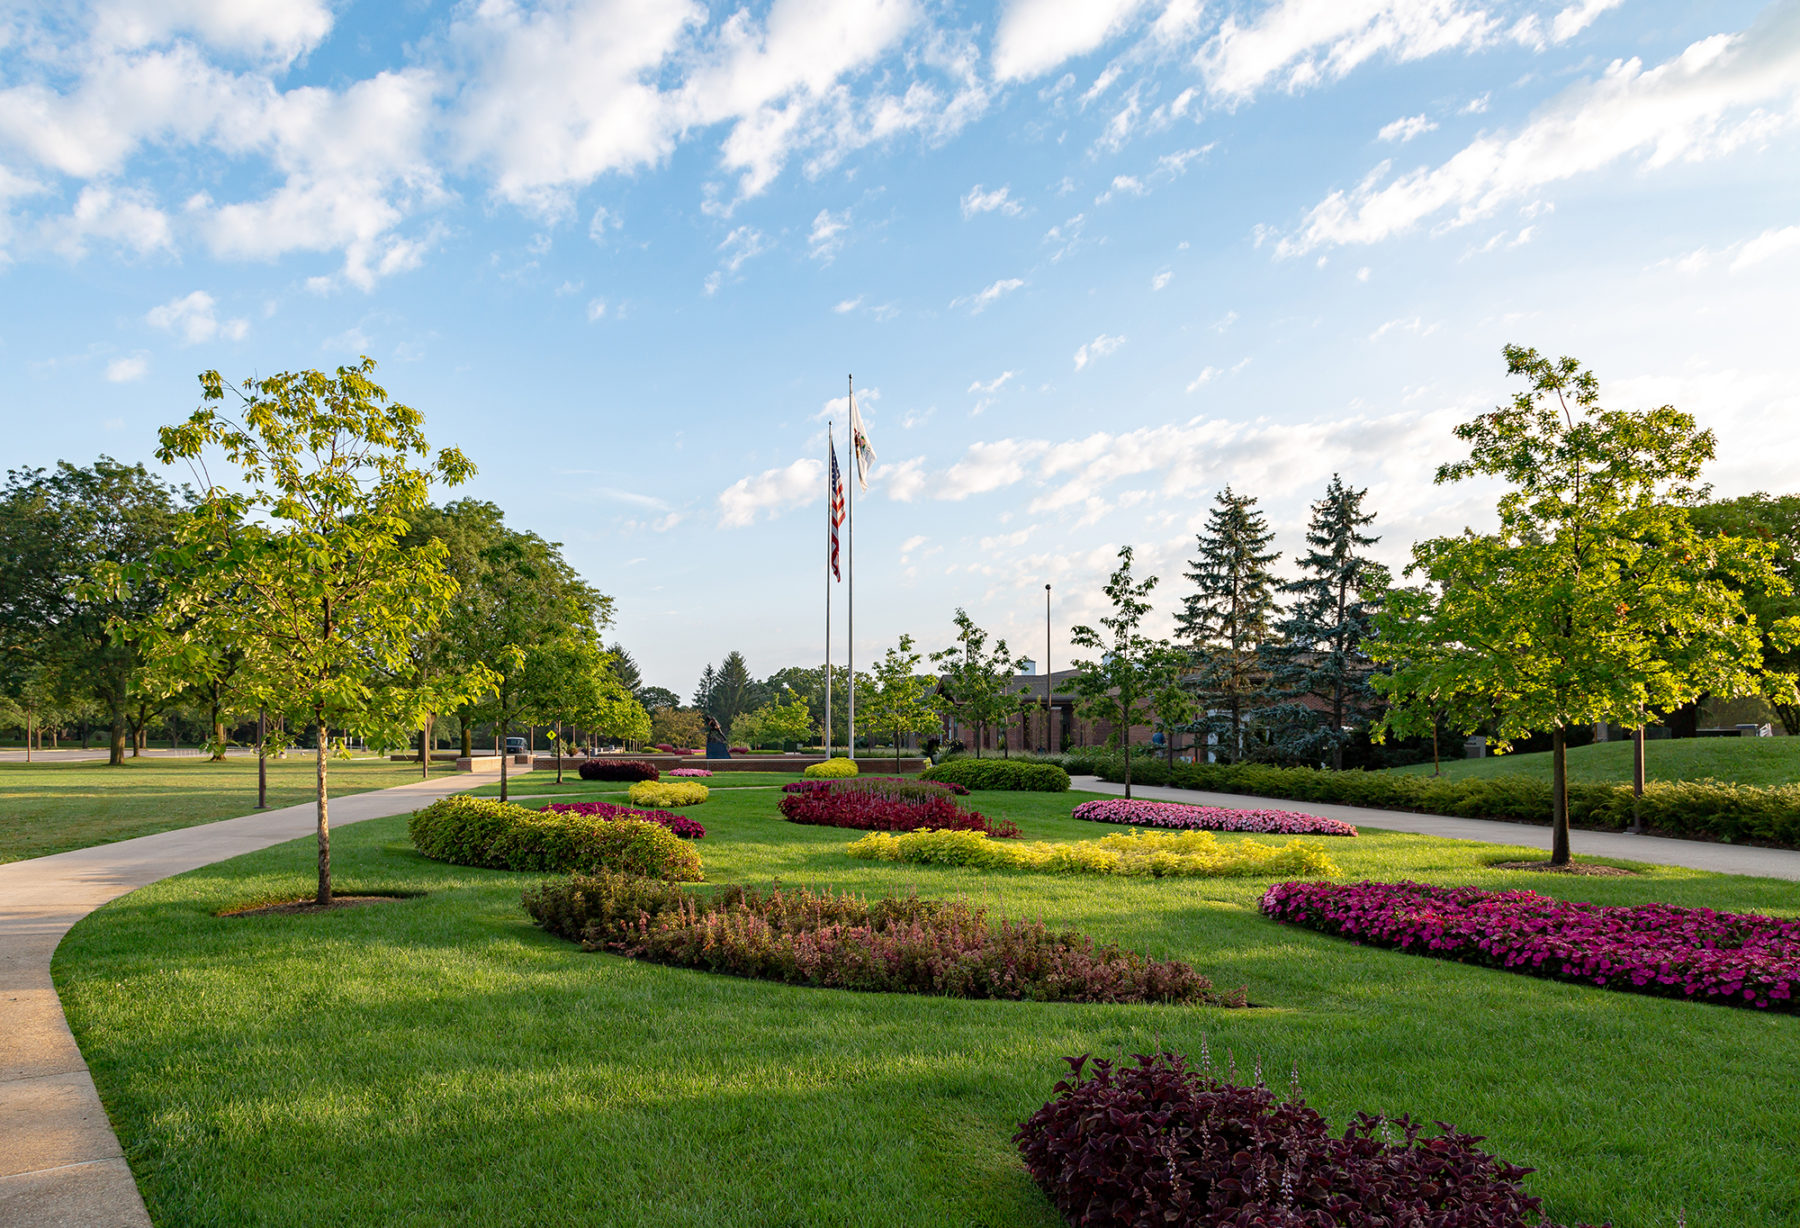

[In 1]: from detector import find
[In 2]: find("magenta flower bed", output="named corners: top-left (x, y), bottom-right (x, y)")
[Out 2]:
top-left (778, 787), bottom-right (1017, 838)
top-left (782, 776), bottom-right (970, 797)
top-left (667, 768), bottom-right (713, 778)
top-left (1260, 879), bottom-right (1800, 1011)
top-left (542, 800), bottom-right (706, 840)
top-left (1073, 797), bottom-right (1356, 837)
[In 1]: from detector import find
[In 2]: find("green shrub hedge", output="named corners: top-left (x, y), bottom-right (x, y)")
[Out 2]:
top-left (408, 795), bottom-right (703, 880)
top-left (1088, 757), bottom-right (1800, 848)
top-left (922, 758), bottom-right (1071, 792)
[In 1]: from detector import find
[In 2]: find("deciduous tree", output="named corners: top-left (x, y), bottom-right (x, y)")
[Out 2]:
top-left (1070, 547), bottom-right (1186, 798)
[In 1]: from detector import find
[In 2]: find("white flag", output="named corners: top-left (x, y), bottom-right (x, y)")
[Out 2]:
top-left (849, 391), bottom-right (876, 491)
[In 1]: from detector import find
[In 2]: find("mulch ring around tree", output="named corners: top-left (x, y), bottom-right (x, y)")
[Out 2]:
top-left (1488, 860), bottom-right (1638, 877)
top-left (219, 894), bottom-right (419, 918)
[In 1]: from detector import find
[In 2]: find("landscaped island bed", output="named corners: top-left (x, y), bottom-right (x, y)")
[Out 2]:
top-left (52, 785), bottom-right (1800, 1225)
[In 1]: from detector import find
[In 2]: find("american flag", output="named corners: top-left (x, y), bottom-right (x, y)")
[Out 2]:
top-left (828, 436), bottom-right (846, 581)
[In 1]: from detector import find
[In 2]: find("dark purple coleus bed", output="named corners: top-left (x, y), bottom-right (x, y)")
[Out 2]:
top-left (1260, 879), bottom-right (1799, 1011)
top-left (1016, 1051), bottom-right (1608, 1228)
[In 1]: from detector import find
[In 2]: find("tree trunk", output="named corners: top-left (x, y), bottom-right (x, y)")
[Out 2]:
top-left (421, 713), bottom-right (432, 781)
top-left (1550, 726), bottom-right (1570, 866)
top-left (24, 713), bottom-right (32, 764)
top-left (499, 706), bottom-right (510, 803)
top-left (1330, 681), bottom-right (1345, 772)
top-left (109, 712), bottom-right (127, 766)
top-left (555, 720), bottom-right (564, 785)
top-left (316, 712), bottom-right (332, 905)
top-left (1123, 732), bottom-right (1133, 800)
top-left (460, 714), bottom-right (472, 758)
top-left (1631, 724), bottom-right (1646, 835)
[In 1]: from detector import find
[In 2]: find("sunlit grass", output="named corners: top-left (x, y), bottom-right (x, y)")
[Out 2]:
top-left (0, 757), bottom-right (423, 862)
top-left (55, 787), bottom-right (1800, 1227)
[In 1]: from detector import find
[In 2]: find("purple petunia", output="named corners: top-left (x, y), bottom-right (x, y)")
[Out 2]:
top-left (1073, 797), bottom-right (1357, 837)
top-left (1260, 879), bottom-right (1800, 1012)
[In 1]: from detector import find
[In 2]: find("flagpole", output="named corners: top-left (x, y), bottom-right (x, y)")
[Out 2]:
top-left (847, 374), bottom-right (856, 762)
top-left (825, 423), bottom-right (834, 760)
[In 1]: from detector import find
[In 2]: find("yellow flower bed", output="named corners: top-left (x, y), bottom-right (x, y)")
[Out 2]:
top-left (625, 780), bottom-right (710, 808)
top-left (844, 827), bottom-right (1339, 879)
top-left (803, 758), bottom-right (859, 779)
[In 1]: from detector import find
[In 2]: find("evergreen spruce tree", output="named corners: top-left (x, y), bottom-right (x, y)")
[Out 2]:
top-left (692, 663), bottom-right (717, 716)
top-left (1259, 475), bottom-right (1386, 770)
top-left (1176, 486), bottom-right (1280, 763)
top-left (711, 650), bottom-right (756, 730)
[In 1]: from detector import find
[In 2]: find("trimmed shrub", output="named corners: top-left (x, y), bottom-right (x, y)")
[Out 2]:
top-left (1262, 879), bottom-right (1800, 1012)
top-left (922, 758), bottom-right (1071, 792)
top-left (627, 780), bottom-right (709, 807)
top-left (729, 745), bottom-right (750, 755)
top-left (408, 795), bottom-right (702, 880)
top-left (523, 876), bottom-right (1237, 1005)
top-left (1016, 1051), bottom-right (1606, 1228)
top-left (1092, 759), bottom-right (1800, 849)
top-left (542, 800), bottom-right (705, 840)
top-left (847, 827), bottom-right (1340, 879)
top-left (778, 785), bottom-right (1019, 838)
top-left (803, 757), bottom-right (860, 779)
top-left (577, 758), bottom-right (661, 783)
top-left (1073, 797), bottom-right (1357, 837)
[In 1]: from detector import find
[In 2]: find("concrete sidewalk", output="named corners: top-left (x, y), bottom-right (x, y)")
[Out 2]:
top-left (1070, 776), bottom-right (1800, 882)
top-left (0, 775), bottom-right (479, 1228)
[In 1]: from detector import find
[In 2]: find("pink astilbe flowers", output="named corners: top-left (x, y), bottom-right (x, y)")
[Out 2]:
top-left (1074, 798), bottom-right (1356, 837)
top-left (1261, 879), bottom-right (1800, 1012)
top-left (543, 800), bottom-right (705, 840)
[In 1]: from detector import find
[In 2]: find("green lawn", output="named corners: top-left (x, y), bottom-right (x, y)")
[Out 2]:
top-left (469, 769), bottom-right (810, 798)
top-left (0, 757), bottom-right (427, 863)
top-left (54, 786), bottom-right (1800, 1227)
top-left (1385, 734), bottom-right (1800, 787)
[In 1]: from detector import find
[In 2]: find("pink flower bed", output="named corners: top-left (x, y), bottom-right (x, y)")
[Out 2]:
top-left (667, 768), bottom-right (713, 778)
top-left (542, 800), bottom-right (705, 840)
top-left (1260, 879), bottom-right (1800, 1012)
top-left (1073, 797), bottom-right (1357, 837)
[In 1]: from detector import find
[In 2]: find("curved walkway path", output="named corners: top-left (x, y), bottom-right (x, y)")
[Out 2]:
top-left (1070, 776), bottom-right (1800, 881)
top-left (0, 775), bottom-right (480, 1228)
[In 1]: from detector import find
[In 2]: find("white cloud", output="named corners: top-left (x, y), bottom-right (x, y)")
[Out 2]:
top-left (969, 371), bottom-right (1016, 395)
top-left (717, 457), bottom-right (823, 527)
top-left (1094, 173), bottom-right (1145, 204)
top-left (883, 456), bottom-right (927, 500)
top-left (961, 183), bottom-right (1022, 217)
top-left (809, 207), bottom-right (849, 260)
top-left (1551, 0), bottom-right (1625, 43)
top-left (104, 353), bottom-right (148, 382)
top-left (950, 276), bottom-right (1025, 312)
top-left (706, 224), bottom-right (770, 293)
top-left (939, 438), bottom-right (1051, 499)
top-left (1198, 0), bottom-right (1499, 101)
top-left (587, 298), bottom-right (608, 320)
top-left (1043, 213), bottom-right (1086, 261)
top-left (1073, 332), bottom-right (1125, 369)
top-left (1673, 223), bottom-right (1800, 273)
top-left (815, 385), bottom-right (880, 421)
top-left (833, 295), bottom-right (864, 313)
top-left (589, 205), bottom-right (621, 243)
top-left (1185, 365), bottom-right (1220, 390)
top-left (992, 0), bottom-right (1151, 82)
top-left (46, 184), bottom-right (172, 257)
top-left (145, 290), bottom-right (248, 343)
top-left (1369, 315), bottom-right (1439, 339)
top-left (1151, 270), bottom-right (1173, 290)
top-left (1278, 7), bottom-right (1800, 256)
top-left (1378, 113), bottom-right (1437, 142)
top-left (92, 0), bottom-right (334, 63)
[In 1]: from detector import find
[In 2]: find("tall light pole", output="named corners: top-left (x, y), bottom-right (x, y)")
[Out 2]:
top-left (1043, 583), bottom-right (1052, 753)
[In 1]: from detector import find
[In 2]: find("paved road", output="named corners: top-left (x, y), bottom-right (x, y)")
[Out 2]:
top-left (0, 774), bottom-right (481, 1228)
top-left (1070, 776), bottom-right (1800, 881)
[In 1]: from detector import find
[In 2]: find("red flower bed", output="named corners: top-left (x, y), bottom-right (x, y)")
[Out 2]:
top-left (577, 759), bottom-right (660, 782)
top-left (543, 800), bottom-right (705, 839)
top-left (1016, 1050), bottom-right (1606, 1228)
top-left (1260, 879), bottom-right (1800, 1011)
top-left (777, 784), bottom-right (1017, 837)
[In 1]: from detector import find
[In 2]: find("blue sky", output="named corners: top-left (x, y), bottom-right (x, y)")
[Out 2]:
top-left (4, 0), bottom-right (1799, 697)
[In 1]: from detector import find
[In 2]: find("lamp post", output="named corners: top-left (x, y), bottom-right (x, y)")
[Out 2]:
top-left (1043, 583), bottom-right (1052, 753)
